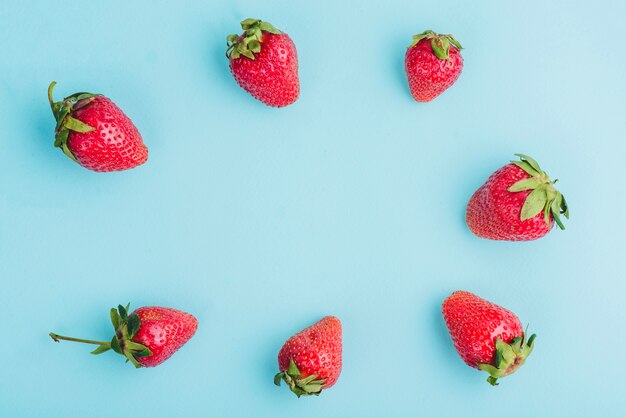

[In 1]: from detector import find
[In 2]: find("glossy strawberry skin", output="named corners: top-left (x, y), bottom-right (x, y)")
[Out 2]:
top-left (443, 291), bottom-right (523, 368)
top-left (278, 316), bottom-right (342, 388)
top-left (68, 97), bottom-right (148, 172)
top-left (131, 306), bottom-right (198, 368)
top-left (405, 38), bottom-right (463, 102)
top-left (466, 164), bottom-right (554, 241)
top-left (229, 32), bottom-right (299, 107)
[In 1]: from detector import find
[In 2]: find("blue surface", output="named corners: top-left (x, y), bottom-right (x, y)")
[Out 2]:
top-left (1, 0), bottom-right (625, 417)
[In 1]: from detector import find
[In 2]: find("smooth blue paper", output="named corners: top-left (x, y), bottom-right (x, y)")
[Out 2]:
top-left (1, 1), bottom-right (625, 417)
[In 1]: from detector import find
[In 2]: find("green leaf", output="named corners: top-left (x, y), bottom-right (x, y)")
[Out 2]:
top-left (552, 191), bottom-right (563, 213)
top-left (61, 91), bottom-right (89, 101)
top-left (514, 154), bottom-right (542, 173)
top-left (550, 192), bottom-right (562, 228)
top-left (549, 190), bottom-right (568, 228)
top-left (499, 343), bottom-right (515, 365)
top-left (61, 143), bottom-right (77, 162)
top-left (133, 347), bottom-right (153, 358)
top-left (439, 36), bottom-right (451, 58)
top-left (493, 338), bottom-right (515, 370)
top-left (431, 37), bottom-right (448, 60)
top-left (494, 344), bottom-right (503, 367)
top-left (510, 337), bottom-right (523, 354)
top-left (51, 103), bottom-right (61, 120)
top-left (125, 341), bottom-right (148, 352)
top-left (127, 313), bottom-right (140, 338)
top-left (477, 363), bottom-right (499, 376)
top-left (110, 336), bottom-right (122, 354)
top-left (248, 40), bottom-right (261, 53)
top-left (287, 359), bottom-right (301, 376)
top-left (110, 308), bottom-right (121, 329)
top-left (544, 188), bottom-right (556, 226)
top-left (520, 186), bottom-right (548, 221)
top-left (292, 387), bottom-right (306, 398)
top-left (508, 178), bottom-right (541, 192)
top-left (258, 21), bottom-right (281, 34)
top-left (55, 106), bottom-right (71, 132)
top-left (561, 195), bottom-right (569, 219)
top-left (511, 160), bottom-right (541, 177)
top-left (446, 34), bottom-right (463, 50)
top-left (226, 34), bottom-right (239, 43)
top-left (411, 30), bottom-right (435, 46)
top-left (118, 304), bottom-right (128, 320)
top-left (302, 384), bottom-right (323, 393)
top-left (54, 129), bottom-right (69, 148)
top-left (50, 100), bottom-right (61, 120)
top-left (240, 18), bottom-right (260, 29)
top-left (274, 372), bottom-right (283, 386)
top-left (90, 344), bottom-right (111, 355)
top-left (408, 35), bottom-right (426, 48)
top-left (124, 351), bottom-right (142, 368)
top-left (296, 374), bottom-right (319, 386)
top-left (63, 116), bottom-right (95, 133)
top-left (552, 212), bottom-right (565, 229)
top-left (73, 93), bottom-right (99, 102)
top-left (242, 50), bottom-right (255, 59)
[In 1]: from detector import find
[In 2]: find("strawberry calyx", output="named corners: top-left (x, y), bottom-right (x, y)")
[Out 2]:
top-left (49, 303), bottom-right (152, 368)
top-left (508, 154), bottom-right (569, 229)
top-left (408, 30), bottom-right (463, 60)
top-left (477, 331), bottom-right (536, 386)
top-left (274, 359), bottom-right (326, 398)
top-left (47, 81), bottom-right (101, 162)
top-left (226, 18), bottom-right (282, 60)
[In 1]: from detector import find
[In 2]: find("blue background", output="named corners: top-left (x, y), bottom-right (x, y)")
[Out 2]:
top-left (1, 0), bottom-right (625, 416)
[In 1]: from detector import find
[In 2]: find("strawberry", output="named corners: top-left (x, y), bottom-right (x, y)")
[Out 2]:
top-left (47, 82), bottom-right (148, 172)
top-left (442, 291), bottom-right (536, 385)
top-left (466, 154), bottom-right (569, 241)
top-left (49, 304), bottom-right (197, 368)
top-left (274, 316), bottom-right (342, 397)
top-left (226, 18), bottom-right (299, 107)
top-left (405, 30), bottom-right (463, 102)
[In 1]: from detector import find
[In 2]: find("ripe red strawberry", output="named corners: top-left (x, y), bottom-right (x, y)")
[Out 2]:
top-left (226, 18), bottom-right (299, 107)
top-left (50, 304), bottom-right (197, 368)
top-left (274, 316), bottom-right (342, 397)
top-left (47, 82), bottom-right (148, 172)
top-left (466, 154), bottom-right (569, 241)
top-left (405, 30), bottom-right (463, 102)
top-left (442, 291), bottom-right (536, 385)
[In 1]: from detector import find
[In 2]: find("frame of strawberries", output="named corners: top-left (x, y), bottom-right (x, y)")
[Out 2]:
top-left (48, 18), bottom-right (568, 393)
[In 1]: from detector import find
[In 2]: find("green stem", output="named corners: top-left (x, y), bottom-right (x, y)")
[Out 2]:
top-left (48, 81), bottom-right (57, 106)
top-left (49, 332), bottom-right (108, 346)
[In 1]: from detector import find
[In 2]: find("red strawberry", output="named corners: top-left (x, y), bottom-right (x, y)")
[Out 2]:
top-left (47, 82), bottom-right (148, 172)
top-left (274, 316), bottom-right (342, 397)
top-left (405, 30), bottom-right (463, 102)
top-left (466, 154), bottom-right (569, 241)
top-left (227, 18), bottom-right (299, 107)
top-left (50, 304), bottom-right (197, 368)
top-left (442, 291), bottom-right (535, 385)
